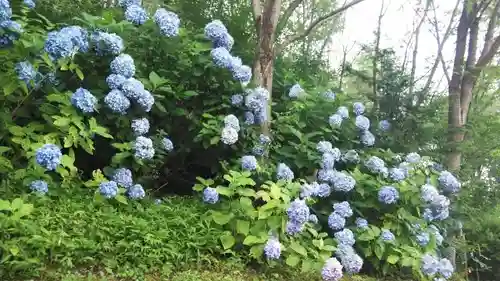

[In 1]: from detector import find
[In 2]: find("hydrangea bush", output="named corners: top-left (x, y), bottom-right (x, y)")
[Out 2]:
top-left (192, 20), bottom-right (462, 280)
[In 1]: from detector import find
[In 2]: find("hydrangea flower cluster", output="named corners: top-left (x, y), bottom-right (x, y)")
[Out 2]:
top-left (378, 186), bottom-right (399, 204)
top-left (154, 8), bottom-right (181, 37)
top-left (30, 180), bottom-right (48, 194)
top-left (133, 136), bottom-right (155, 160)
top-left (45, 26), bottom-right (89, 59)
top-left (334, 244), bottom-right (363, 274)
top-left (35, 144), bottom-right (62, 171)
top-left (0, 2), bottom-right (23, 48)
top-left (323, 90), bottom-right (336, 100)
top-left (90, 31), bottom-right (124, 56)
top-left (71, 87), bottom-right (98, 113)
top-left (285, 199), bottom-right (309, 235)
top-left (276, 163), bottom-right (294, 181)
top-left (378, 119), bottom-right (391, 131)
top-left (204, 20), bottom-right (251, 83)
top-left (355, 218), bottom-right (369, 229)
top-left (288, 84), bottom-right (304, 98)
top-left (97, 168), bottom-right (145, 199)
top-left (131, 118), bottom-right (150, 136)
top-left (421, 254), bottom-right (454, 279)
top-left (380, 229), bottom-right (395, 242)
top-left (321, 258), bottom-right (343, 281)
top-left (438, 170), bottom-right (461, 194)
top-left (264, 237), bottom-right (281, 260)
top-left (241, 155), bottom-right (258, 171)
top-left (419, 177), bottom-right (453, 222)
top-left (221, 115), bottom-right (239, 145)
top-left (365, 156), bottom-right (387, 175)
top-left (124, 4), bottom-right (149, 25)
top-left (15, 61), bottom-right (37, 86)
top-left (203, 187), bottom-right (219, 204)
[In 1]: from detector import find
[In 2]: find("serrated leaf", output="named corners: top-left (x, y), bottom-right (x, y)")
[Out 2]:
top-left (115, 195), bottom-right (128, 204)
top-left (286, 254), bottom-right (300, 267)
top-left (53, 117), bottom-right (71, 127)
top-left (220, 233), bottom-right (235, 250)
top-left (236, 220), bottom-right (250, 235)
top-left (242, 235), bottom-right (261, 246)
top-left (290, 241), bottom-right (308, 257)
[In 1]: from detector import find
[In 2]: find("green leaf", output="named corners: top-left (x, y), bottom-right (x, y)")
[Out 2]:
top-left (216, 186), bottom-right (234, 196)
top-left (236, 220), bottom-right (250, 235)
top-left (60, 155), bottom-right (74, 167)
top-left (3, 81), bottom-right (17, 96)
top-left (8, 126), bottom-right (25, 136)
top-left (53, 117), bottom-right (71, 127)
top-left (212, 211), bottom-right (233, 225)
top-left (149, 71), bottom-right (168, 87)
top-left (11, 198), bottom-right (23, 211)
top-left (17, 203), bottom-right (34, 218)
top-left (220, 233), bottom-right (235, 250)
top-left (290, 241), bottom-right (308, 257)
top-left (242, 235), bottom-right (261, 246)
top-left (182, 90), bottom-right (198, 97)
top-left (9, 246), bottom-right (19, 256)
top-left (286, 254), bottom-right (300, 267)
top-left (387, 255), bottom-right (400, 264)
top-left (249, 245), bottom-right (264, 258)
top-left (75, 67), bottom-right (84, 80)
top-left (93, 126), bottom-right (113, 139)
top-left (237, 188), bottom-right (256, 197)
top-left (0, 199), bottom-right (11, 211)
top-left (357, 231), bottom-right (375, 241)
top-left (115, 195), bottom-right (128, 205)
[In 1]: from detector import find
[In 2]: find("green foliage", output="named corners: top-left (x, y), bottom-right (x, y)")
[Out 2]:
top-left (0, 190), bottom-right (225, 279)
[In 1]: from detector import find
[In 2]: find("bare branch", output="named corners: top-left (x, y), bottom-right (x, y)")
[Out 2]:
top-left (275, 0), bottom-right (368, 54)
top-left (465, 3), bottom-right (480, 69)
top-left (477, 0), bottom-right (500, 65)
top-left (409, 0), bottom-right (431, 97)
top-left (276, 0), bottom-right (304, 34)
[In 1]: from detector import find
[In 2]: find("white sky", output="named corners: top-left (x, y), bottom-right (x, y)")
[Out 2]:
top-left (326, 0), bottom-right (459, 92)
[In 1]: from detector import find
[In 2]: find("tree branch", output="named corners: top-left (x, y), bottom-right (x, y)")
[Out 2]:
top-left (276, 0), bottom-right (304, 34)
top-left (275, 0), bottom-right (368, 54)
top-left (252, 0), bottom-right (263, 34)
top-left (477, 0), bottom-right (500, 65)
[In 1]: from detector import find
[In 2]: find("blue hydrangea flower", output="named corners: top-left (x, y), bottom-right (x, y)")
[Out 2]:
top-left (211, 47), bottom-right (232, 68)
top-left (353, 102), bottom-right (365, 115)
top-left (434, 208), bottom-right (449, 221)
top-left (380, 229), bottom-right (395, 242)
top-left (0, 20), bottom-right (23, 46)
top-left (118, 0), bottom-right (140, 8)
top-left (231, 65), bottom-right (252, 83)
top-left (365, 156), bottom-right (386, 174)
top-left (378, 186), bottom-right (399, 204)
top-left (421, 184), bottom-right (439, 203)
top-left (316, 183), bottom-right (331, 197)
top-left (329, 113), bottom-right (343, 127)
top-left (104, 89), bottom-right (130, 114)
top-left (323, 90), bottom-right (336, 100)
top-left (423, 208), bottom-right (434, 222)
top-left (91, 31), bottom-right (123, 56)
top-left (15, 61), bottom-right (37, 85)
top-left (241, 155), bottom-right (258, 171)
top-left (355, 115), bottom-right (370, 131)
top-left (287, 199), bottom-right (309, 224)
top-left (335, 229), bottom-right (355, 246)
top-left (333, 201), bottom-right (353, 218)
top-left (321, 258), bottom-right (343, 281)
top-left (285, 220), bottom-right (304, 235)
top-left (125, 4), bottom-right (149, 25)
top-left (99, 181), bottom-right (118, 198)
top-left (112, 168), bottom-right (133, 188)
top-left (35, 144), bottom-right (62, 170)
top-left (224, 114), bottom-right (240, 131)
top-left (110, 54), bottom-right (135, 78)
top-left (203, 187), bottom-right (219, 204)
top-left (131, 118), bottom-right (149, 136)
top-left (438, 258), bottom-right (454, 278)
top-left (276, 163), bottom-right (294, 181)
top-left (340, 252), bottom-right (363, 274)
top-left (204, 20), bottom-right (227, 41)
top-left (331, 171), bottom-right (356, 192)
top-left (360, 130), bottom-right (375, 146)
top-left (228, 56), bottom-right (242, 72)
top-left (379, 119), bottom-right (391, 131)
top-left (30, 180), bottom-right (48, 194)
top-left (308, 214), bottom-right (318, 224)
top-left (71, 87), bottom-right (97, 113)
top-left (429, 225), bottom-right (443, 246)
top-left (438, 171), bottom-right (461, 193)
top-left (128, 184), bottom-right (146, 199)
top-left (405, 152), bottom-right (421, 163)
top-left (154, 8), bottom-right (180, 37)
top-left (0, 0), bottom-right (12, 22)
top-left (264, 237), bottom-right (281, 260)
top-left (221, 127), bottom-right (238, 145)
top-left (317, 169), bottom-right (335, 182)
top-left (244, 111), bottom-right (255, 125)
top-left (328, 213), bottom-right (346, 230)
top-left (121, 78), bottom-right (145, 100)
top-left (245, 87), bottom-right (269, 111)
top-left (421, 254), bottom-right (439, 276)
top-left (288, 84), bottom-right (303, 98)
top-left (136, 90), bottom-right (155, 112)
top-left (60, 26), bottom-right (89, 53)
top-left (252, 145), bottom-right (264, 156)
top-left (355, 218), bottom-right (369, 229)
top-left (44, 30), bottom-right (75, 59)
top-left (431, 194), bottom-right (450, 210)
top-left (231, 94), bottom-right (243, 106)
top-left (213, 31), bottom-right (234, 50)
top-left (416, 231), bottom-right (430, 246)
top-left (106, 74), bottom-right (126, 90)
top-left (342, 150), bottom-right (360, 163)
top-left (399, 161), bottom-right (412, 177)
top-left (389, 168), bottom-right (406, 182)
top-left (259, 134), bottom-right (271, 145)
top-left (133, 136), bottom-right (155, 160)
top-left (155, 198), bottom-right (162, 204)
top-left (317, 141), bottom-right (333, 154)
top-left (162, 137), bottom-right (174, 152)
top-left (337, 106), bottom-right (349, 119)
top-left (300, 182), bottom-right (317, 199)
top-left (321, 153), bottom-right (336, 169)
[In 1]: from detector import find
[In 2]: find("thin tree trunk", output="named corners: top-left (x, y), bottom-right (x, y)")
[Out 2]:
top-left (372, 0), bottom-right (385, 112)
top-left (408, 0), bottom-right (431, 98)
